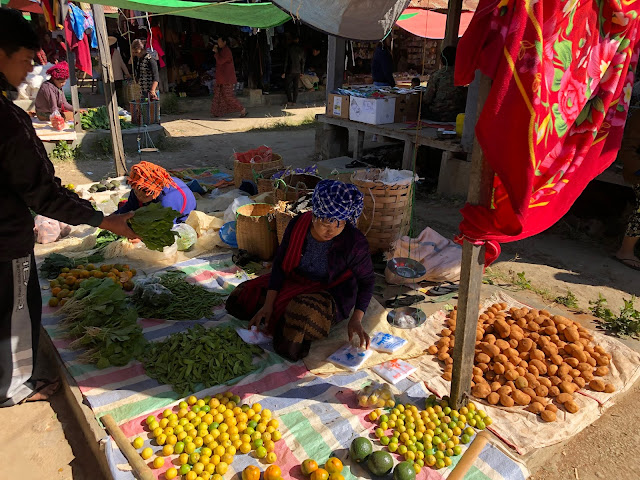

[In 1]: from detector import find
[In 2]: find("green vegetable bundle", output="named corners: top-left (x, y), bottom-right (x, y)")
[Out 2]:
top-left (141, 325), bottom-right (263, 395)
top-left (60, 278), bottom-right (146, 368)
top-left (81, 106), bottom-right (134, 130)
top-left (133, 271), bottom-right (224, 320)
top-left (128, 203), bottom-right (179, 251)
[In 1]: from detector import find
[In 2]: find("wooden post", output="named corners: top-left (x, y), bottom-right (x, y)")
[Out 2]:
top-left (92, 4), bottom-right (127, 177)
top-left (326, 36), bottom-right (345, 98)
top-left (61, 1), bottom-right (82, 133)
top-left (450, 72), bottom-right (492, 409)
top-left (443, 0), bottom-right (464, 48)
top-left (354, 130), bottom-right (365, 160)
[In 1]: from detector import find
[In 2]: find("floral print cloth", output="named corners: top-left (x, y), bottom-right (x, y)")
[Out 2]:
top-left (455, 0), bottom-right (640, 265)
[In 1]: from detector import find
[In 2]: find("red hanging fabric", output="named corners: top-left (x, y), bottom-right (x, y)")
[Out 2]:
top-left (64, 16), bottom-right (92, 77)
top-left (455, 0), bottom-right (640, 265)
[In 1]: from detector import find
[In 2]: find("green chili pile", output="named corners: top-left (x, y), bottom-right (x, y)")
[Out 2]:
top-left (141, 325), bottom-right (263, 395)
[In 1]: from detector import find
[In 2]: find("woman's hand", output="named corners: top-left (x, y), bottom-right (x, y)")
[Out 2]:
top-left (249, 305), bottom-right (273, 330)
top-left (150, 91), bottom-right (158, 100)
top-left (348, 311), bottom-right (370, 349)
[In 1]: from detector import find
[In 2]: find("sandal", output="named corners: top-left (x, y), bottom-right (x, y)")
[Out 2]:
top-left (239, 109), bottom-right (248, 118)
top-left (613, 256), bottom-right (640, 271)
top-left (19, 378), bottom-right (61, 404)
top-left (427, 283), bottom-right (459, 296)
top-left (385, 294), bottom-right (425, 309)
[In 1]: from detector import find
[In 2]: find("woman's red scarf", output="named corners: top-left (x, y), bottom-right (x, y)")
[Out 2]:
top-left (240, 212), bottom-right (352, 334)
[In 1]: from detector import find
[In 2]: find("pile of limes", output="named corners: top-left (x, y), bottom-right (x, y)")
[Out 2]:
top-left (367, 395), bottom-right (493, 471)
top-left (48, 263), bottom-right (136, 307)
top-left (132, 391), bottom-right (283, 479)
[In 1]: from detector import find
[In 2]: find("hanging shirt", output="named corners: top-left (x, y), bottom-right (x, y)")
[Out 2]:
top-left (68, 4), bottom-right (97, 49)
top-left (146, 26), bottom-right (166, 68)
top-left (64, 15), bottom-right (92, 76)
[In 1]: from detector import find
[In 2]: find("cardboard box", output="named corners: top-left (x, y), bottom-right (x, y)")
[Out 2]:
top-left (327, 93), bottom-right (350, 119)
top-left (393, 93), bottom-right (420, 123)
top-left (349, 96), bottom-right (397, 125)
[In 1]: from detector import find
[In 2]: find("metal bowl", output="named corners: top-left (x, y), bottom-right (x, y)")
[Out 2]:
top-left (387, 257), bottom-right (426, 279)
top-left (387, 307), bottom-right (427, 329)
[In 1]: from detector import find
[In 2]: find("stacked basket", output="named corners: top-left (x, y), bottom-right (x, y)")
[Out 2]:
top-left (235, 203), bottom-right (278, 260)
top-left (274, 173), bottom-right (322, 202)
top-left (351, 169), bottom-right (413, 254)
top-left (233, 148), bottom-right (284, 188)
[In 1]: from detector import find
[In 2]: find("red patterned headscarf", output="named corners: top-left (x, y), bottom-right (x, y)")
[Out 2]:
top-left (128, 161), bottom-right (177, 197)
top-left (47, 61), bottom-right (69, 80)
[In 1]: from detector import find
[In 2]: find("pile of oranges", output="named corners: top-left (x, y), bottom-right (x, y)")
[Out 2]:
top-left (299, 457), bottom-right (345, 480)
top-left (48, 263), bottom-right (136, 307)
top-left (132, 391), bottom-right (283, 480)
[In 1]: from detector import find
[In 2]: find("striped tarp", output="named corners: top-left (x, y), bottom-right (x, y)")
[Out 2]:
top-left (40, 253), bottom-right (259, 423)
top-left (106, 362), bottom-right (530, 480)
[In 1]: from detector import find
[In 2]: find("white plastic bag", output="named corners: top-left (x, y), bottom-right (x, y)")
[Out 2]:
top-left (34, 215), bottom-right (71, 244)
top-left (372, 359), bottom-right (417, 385)
top-left (327, 344), bottom-right (373, 372)
top-left (370, 332), bottom-right (408, 353)
top-left (223, 196), bottom-right (254, 223)
top-left (386, 226), bottom-right (462, 285)
top-left (172, 223), bottom-right (198, 251)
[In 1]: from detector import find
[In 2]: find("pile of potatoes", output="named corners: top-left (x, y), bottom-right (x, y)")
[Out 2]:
top-left (427, 303), bottom-right (615, 422)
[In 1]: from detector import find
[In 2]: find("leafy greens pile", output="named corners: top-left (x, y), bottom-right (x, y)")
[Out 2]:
top-left (141, 325), bottom-right (262, 395)
top-left (60, 277), bottom-right (146, 368)
top-left (132, 271), bottom-right (224, 320)
top-left (81, 106), bottom-right (134, 130)
top-left (129, 203), bottom-right (180, 251)
top-left (590, 294), bottom-right (640, 338)
top-left (40, 252), bottom-right (104, 279)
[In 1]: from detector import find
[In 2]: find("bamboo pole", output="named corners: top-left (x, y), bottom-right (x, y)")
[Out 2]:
top-left (92, 4), bottom-right (127, 176)
top-left (101, 415), bottom-right (155, 480)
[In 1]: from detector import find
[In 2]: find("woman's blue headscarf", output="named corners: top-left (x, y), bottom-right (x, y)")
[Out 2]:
top-left (311, 179), bottom-right (364, 226)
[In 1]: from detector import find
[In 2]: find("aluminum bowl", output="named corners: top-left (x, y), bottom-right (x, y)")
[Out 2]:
top-left (387, 307), bottom-right (427, 329)
top-left (387, 257), bottom-right (426, 279)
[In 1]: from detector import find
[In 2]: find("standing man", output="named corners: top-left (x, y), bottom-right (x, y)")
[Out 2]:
top-left (282, 34), bottom-right (305, 107)
top-left (300, 45), bottom-right (325, 91)
top-left (0, 9), bottom-right (137, 407)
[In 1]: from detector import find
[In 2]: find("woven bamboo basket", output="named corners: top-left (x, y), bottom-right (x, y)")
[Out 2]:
top-left (275, 210), bottom-right (295, 244)
top-left (274, 173), bottom-right (323, 202)
top-left (351, 169), bottom-right (413, 254)
top-left (123, 80), bottom-right (141, 105)
top-left (254, 166), bottom-right (284, 194)
top-left (233, 154), bottom-right (283, 188)
top-left (235, 203), bottom-right (278, 260)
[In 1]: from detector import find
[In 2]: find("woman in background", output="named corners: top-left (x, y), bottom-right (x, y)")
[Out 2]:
top-left (131, 38), bottom-right (158, 101)
top-left (211, 37), bottom-right (247, 118)
top-left (34, 62), bottom-right (73, 120)
top-left (109, 36), bottom-right (130, 106)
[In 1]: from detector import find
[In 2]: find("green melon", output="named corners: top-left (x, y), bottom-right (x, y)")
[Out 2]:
top-left (393, 461), bottom-right (416, 480)
top-left (367, 450), bottom-right (394, 476)
top-left (349, 436), bottom-right (373, 463)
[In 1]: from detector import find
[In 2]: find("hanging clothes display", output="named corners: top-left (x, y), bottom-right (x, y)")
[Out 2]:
top-left (41, 0), bottom-right (55, 31)
top-left (454, 0), bottom-right (640, 265)
top-left (64, 15), bottom-right (91, 76)
top-left (68, 3), bottom-right (97, 49)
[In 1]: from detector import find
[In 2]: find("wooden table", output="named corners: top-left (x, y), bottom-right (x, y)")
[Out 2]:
top-left (32, 118), bottom-right (77, 142)
top-left (316, 114), bottom-right (465, 169)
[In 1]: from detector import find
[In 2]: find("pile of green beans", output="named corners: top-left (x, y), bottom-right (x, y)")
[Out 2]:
top-left (134, 271), bottom-right (225, 320)
top-left (141, 325), bottom-right (263, 395)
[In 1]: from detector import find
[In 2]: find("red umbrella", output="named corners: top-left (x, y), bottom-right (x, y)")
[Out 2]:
top-left (396, 8), bottom-right (474, 38)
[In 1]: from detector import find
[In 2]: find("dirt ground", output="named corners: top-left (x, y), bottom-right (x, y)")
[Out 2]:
top-left (8, 104), bottom-right (640, 479)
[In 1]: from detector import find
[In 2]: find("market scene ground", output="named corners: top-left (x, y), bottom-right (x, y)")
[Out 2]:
top-left (4, 1), bottom-right (640, 480)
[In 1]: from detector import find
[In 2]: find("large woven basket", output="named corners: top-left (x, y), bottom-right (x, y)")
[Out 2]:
top-left (235, 203), bottom-right (277, 260)
top-left (255, 166), bottom-right (284, 194)
top-left (123, 80), bottom-right (141, 105)
top-left (275, 210), bottom-right (295, 244)
top-left (351, 169), bottom-right (413, 254)
top-left (274, 173), bottom-right (323, 202)
top-left (233, 154), bottom-right (283, 188)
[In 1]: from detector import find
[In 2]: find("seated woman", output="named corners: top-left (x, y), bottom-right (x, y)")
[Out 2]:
top-left (421, 47), bottom-right (468, 122)
top-left (34, 62), bottom-right (74, 121)
top-left (226, 180), bottom-right (374, 361)
top-left (116, 161), bottom-right (196, 223)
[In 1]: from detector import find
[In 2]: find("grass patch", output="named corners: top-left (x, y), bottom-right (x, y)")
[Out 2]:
top-left (590, 294), bottom-right (640, 338)
top-left (483, 268), bottom-right (553, 301)
top-left (247, 113), bottom-right (317, 132)
top-left (555, 289), bottom-right (579, 309)
top-left (49, 141), bottom-right (82, 163)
